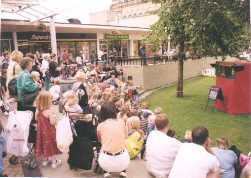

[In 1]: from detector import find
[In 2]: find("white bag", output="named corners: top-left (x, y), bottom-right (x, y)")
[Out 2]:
top-left (56, 114), bottom-right (73, 153)
top-left (4, 111), bottom-right (33, 157)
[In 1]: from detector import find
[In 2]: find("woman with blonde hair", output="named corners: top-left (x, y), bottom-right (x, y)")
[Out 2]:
top-left (125, 116), bottom-right (144, 159)
top-left (212, 137), bottom-right (238, 178)
top-left (34, 91), bottom-right (61, 168)
top-left (126, 116), bottom-right (144, 136)
top-left (7, 50), bottom-right (23, 87)
top-left (72, 71), bottom-right (89, 113)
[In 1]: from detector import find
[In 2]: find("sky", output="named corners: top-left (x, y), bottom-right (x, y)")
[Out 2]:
top-left (1, 0), bottom-right (113, 23)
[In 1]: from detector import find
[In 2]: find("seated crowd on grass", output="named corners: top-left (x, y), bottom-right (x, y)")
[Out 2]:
top-left (0, 50), bottom-right (250, 178)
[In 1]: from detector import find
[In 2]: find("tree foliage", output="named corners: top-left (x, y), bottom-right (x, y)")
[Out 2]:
top-left (146, 0), bottom-right (250, 59)
top-left (144, 0), bottom-right (249, 97)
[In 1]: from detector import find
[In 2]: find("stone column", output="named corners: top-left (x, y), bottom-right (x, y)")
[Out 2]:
top-left (50, 17), bottom-right (57, 55)
top-left (97, 38), bottom-right (100, 54)
top-left (130, 39), bottom-right (134, 57)
top-left (12, 32), bottom-right (18, 51)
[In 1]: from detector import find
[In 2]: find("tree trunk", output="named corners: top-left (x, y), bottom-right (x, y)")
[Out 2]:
top-left (177, 42), bottom-right (185, 97)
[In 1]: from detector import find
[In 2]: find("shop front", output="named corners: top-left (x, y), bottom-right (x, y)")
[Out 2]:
top-left (2, 20), bottom-right (150, 60)
top-left (0, 32), bottom-right (14, 53)
top-left (17, 32), bottom-right (97, 61)
top-left (99, 34), bottom-right (130, 58)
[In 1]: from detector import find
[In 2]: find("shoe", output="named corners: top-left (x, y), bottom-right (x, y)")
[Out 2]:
top-left (119, 171), bottom-right (128, 177)
top-left (103, 172), bottom-right (111, 178)
top-left (0, 173), bottom-right (8, 177)
top-left (51, 159), bottom-right (62, 168)
top-left (42, 159), bottom-right (51, 166)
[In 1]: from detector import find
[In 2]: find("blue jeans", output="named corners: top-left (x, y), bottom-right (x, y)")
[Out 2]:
top-left (0, 136), bottom-right (4, 174)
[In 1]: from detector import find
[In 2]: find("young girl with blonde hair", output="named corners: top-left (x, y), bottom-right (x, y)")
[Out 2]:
top-left (125, 116), bottom-right (144, 159)
top-left (63, 90), bottom-right (83, 113)
top-left (34, 91), bottom-right (61, 168)
top-left (31, 71), bottom-right (40, 83)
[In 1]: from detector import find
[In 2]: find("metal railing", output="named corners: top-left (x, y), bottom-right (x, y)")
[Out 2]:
top-left (111, 55), bottom-right (172, 66)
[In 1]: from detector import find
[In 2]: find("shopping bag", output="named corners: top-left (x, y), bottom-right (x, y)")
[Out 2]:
top-left (125, 131), bottom-right (144, 159)
top-left (56, 115), bottom-right (73, 153)
top-left (4, 111), bottom-right (33, 157)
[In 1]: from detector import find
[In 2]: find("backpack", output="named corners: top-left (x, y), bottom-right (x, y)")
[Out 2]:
top-left (8, 64), bottom-right (17, 96)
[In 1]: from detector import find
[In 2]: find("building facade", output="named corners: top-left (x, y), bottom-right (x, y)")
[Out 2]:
top-left (90, 0), bottom-right (159, 28)
top-left (1, 19), bottom-right (149, 59)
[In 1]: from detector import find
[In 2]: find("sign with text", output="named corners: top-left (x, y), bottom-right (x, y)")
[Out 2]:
top-left (17, 32), bottom-right (50, 41)
top-left (208, 86), bottom-right (223, 102)
top-left (104, 34), bottom-right (129, 40)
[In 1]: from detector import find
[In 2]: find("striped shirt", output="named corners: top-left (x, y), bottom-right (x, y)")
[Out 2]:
top-left (140, 116), bottom-right (148, 135)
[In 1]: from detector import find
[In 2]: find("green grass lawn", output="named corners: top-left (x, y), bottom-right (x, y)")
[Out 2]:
top-left (144, 77), bottom-right (251, 154)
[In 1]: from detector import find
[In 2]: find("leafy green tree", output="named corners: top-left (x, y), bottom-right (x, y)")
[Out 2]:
top-left (144, 0), bottom-right (249, 97)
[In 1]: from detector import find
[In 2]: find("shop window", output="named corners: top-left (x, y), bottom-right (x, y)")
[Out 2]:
top-left (133, 40), bottom-right (140, 57)
top-left (1, 40), bottom-right (13, 53)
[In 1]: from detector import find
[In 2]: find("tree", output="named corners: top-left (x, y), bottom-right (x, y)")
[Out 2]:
top-left (145, 0), bottom-right (250, 97)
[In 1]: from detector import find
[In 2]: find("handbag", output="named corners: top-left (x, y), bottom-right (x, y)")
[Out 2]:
top-left (56, 114), bottom-right (73, 153)
top-left (8, 64), bottom-right (17, 96)
top-left (21, 144), bottom-right (38, 169)
top-left (22, 89), bottom-right (39, 105)
top-left (125, 131), bottom-right (144, 159)
top-left (8, 79), bottom-right (17, 96)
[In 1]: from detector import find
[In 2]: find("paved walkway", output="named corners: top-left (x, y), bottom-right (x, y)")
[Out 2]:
top-left (41, 153), bottom-right (151, 178)
top-left (1, 106), bottom-right (152, 177)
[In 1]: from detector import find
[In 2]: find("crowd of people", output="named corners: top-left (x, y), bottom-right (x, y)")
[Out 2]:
top-left (0, 50), bottom-right (250, 178)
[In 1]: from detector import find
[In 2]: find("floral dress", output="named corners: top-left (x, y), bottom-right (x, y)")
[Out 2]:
top-left (36, 110), bottom-right (60, 158)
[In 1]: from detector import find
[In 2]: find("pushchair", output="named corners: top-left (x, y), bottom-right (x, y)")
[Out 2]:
top-left (67, 113), bottom-right (103, 173)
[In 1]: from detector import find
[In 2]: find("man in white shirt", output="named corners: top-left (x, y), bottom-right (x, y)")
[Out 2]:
top-left (146, 114), bottom-right (182, 178)
top-left (169, 126), bottom-right (220, 178)
top-left (98, 49), bottom-right (104, 61)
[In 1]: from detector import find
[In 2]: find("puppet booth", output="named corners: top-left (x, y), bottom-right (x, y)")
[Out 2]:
top-left (211, 61), bottom-right (251, 115)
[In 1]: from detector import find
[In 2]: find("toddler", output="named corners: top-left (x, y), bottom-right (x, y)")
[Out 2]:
top-left (49, 79), bottom-right (61, 104)
top-left (63, 90), bottom-right (83, 113)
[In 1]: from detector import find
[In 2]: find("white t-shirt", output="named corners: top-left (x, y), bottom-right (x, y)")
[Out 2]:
top-left (169, 143), bottom-right (219, 178)
top-left (49, 85), bottom-right (60, 101)
top-left (98, 50), bottom-right (104, 60)
top-left (146, 130), bottom-right (182, 177)
top-left (76, 56), bottom-right (83, 65)
top-left (41, 60), bottom-right (49, 76)
top-left (65, 104), bottom-right (83, 113)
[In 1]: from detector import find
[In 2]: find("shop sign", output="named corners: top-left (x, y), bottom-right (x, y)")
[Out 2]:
top-left (17, 32), bottom-right (50, 41)
top-left (104, 34), bottom-right (129, 40)
top-left (31, 34), bottom-right (50, 40)
top-left (208, 86), bottom-right (223, 102)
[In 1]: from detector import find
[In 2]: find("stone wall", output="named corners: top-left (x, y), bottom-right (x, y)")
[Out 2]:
top-left (122, 58), bottom-right (221, 90)
top-left (123, 65), bottom-right (144, 87)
